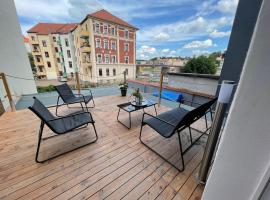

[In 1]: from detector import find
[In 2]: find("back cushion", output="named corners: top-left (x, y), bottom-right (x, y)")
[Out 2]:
top-left (30, 98), bottom-right (55, 121)
top-left (55, 83), bottom-right (74, 101)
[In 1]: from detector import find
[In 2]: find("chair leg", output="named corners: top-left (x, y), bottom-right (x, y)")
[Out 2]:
top-left (177, 131), bottom-right (185, 172)
top-left (55, 96), bottom-right (60, 116)
top-left (188, 126), bottom-right (193, 144)
top-left (35, 122), bottom-right (98, 163)
top-left (35, 121), bottom-right (45, 163)
top-left (139, 124), bottom-right (184, 172)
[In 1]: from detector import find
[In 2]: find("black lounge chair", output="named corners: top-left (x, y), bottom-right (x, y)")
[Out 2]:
top-left (55, 83), bottom-right (95, 116)
top-left (29, 97), bottom-right (98, 163)
top-left (139, 98), bottom-right (217, 171)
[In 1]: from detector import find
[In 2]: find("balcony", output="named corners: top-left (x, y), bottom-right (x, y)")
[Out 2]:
top-left (32, 50), bottom-right (41, 55)
top-left (81, 45), bottom-right (91, 53)
top-left (80, 30), bottom-right (90, 38)
top-left (30, 39), bottom-right (39, 44)
top-left (35, 59), bottom-right (43, 65)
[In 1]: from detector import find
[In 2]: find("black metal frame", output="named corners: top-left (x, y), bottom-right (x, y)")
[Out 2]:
top-left (33, 111), bottom-right (98, 163)
top-left (55, 89), bottom-right (95, 116)
top-left (139, 107), bottom-right (213, 172)
top-left (117, 103), bottom-right (157, 129)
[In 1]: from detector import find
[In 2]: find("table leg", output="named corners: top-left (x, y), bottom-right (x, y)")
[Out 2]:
top-left (117, 108), bottom-right (132, 129)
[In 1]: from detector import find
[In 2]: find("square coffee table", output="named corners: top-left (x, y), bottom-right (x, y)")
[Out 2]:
top-left (117, 99), bottom-right (157, 129)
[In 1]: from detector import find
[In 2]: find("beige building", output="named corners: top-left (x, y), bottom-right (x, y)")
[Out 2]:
top-left (73, 9), bottom-right (138, 84)
top-left (27, 23), bottom-right (77, 79)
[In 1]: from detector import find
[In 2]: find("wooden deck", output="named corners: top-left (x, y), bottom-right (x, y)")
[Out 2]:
top-left (0, 95), bottom-right (206, 200)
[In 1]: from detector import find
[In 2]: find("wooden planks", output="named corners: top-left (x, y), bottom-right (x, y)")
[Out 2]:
top-left (0, 95), bottom-right (205, 200)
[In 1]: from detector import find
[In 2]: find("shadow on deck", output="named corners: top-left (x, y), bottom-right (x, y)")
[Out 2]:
top-left (0, 95), bottom-right (206, 200)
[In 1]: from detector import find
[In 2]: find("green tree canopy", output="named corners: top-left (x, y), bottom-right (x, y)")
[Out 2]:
top-left (28, 53), bottom-right (37, 75)
top-left (183, 56), bottom-right (217, 74)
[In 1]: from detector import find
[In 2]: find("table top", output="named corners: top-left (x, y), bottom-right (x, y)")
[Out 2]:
top-left (117, 99), bottom-right (157, 112)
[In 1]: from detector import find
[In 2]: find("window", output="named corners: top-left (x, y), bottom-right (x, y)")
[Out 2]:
top-left (106, 68), bottom-right (109, 76)
top-left (95, 38), bottom-right (101, 48)
top-left (125, 30), bottom-right (129, 38)
top-left (55, 47), bottom-right (58, 52)
top-left (95, 23), bottom-right (100, 33)
top-left (53, 37), bottom-right (56, 42)
top-left (67, 50), bottom-right (71, 58)
top-left (99, 68), bottom-right (102, 76)
top-left (85, 24), bottom-right (88, 31)
top-left (104, 39), bottom-right (109, 49)
top-left (97, 54), bottom-right (102, 63)
top-left (103, 25), bottom-right (108, 34)
top-left (112, 55), bottom-right (116, 63)
top-left (38, 66), bottom-right (43, 72)
top-left (47, 61), bottom-right (51, 68)
top-left (57, 58), bottom-right (60, 63)
top-left (69, 61), bottom-right (72, 68)
top-left (125, 56), bottom-right (129, 64)
top-left (111, 41), bottom-right (116, 50)
top-left (31, 36), bottom-right (35, 41)
top-left (65, 39), bottom-right (69, 47)
top-left (45, 52), bottom-right (49, 57)
top-left (111, 27), bottom-right (115, 36)
top-left (36, 56), bottom-right (41, 62)
top-left (42, 40), bottom-right (47, 47)
top-left (113, 68), bottom-right (116, 76)
top-left (105, 55), bottom-right (110, 63)
top-left (124, 43), bottom-right (129, 52)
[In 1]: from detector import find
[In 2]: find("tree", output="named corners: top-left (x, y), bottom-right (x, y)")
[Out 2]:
top-left (182, 56), bottom-right (217, 74)
top-left (28, 53), bottom-right (37, 75)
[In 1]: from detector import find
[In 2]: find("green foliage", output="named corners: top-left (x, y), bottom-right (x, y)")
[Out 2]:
top-left (183, 56), bottom-right (217, 74)
top-left (119, 82), bottom-right (128, 89)
top-left (28, 53), bottom-right (37, 74)
top-left (37, 85), bottom-right (56, 93)
top-left (132, 88), bottom-right (143, 100)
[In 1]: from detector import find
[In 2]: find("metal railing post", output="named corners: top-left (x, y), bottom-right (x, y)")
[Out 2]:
top-left (197, 80), bottom-right (235, 184)
top-left (0, 72), bottom-right (16, 111)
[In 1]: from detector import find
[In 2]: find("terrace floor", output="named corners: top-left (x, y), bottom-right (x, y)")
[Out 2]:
top-left (0, 95), bottom-right (206, 200)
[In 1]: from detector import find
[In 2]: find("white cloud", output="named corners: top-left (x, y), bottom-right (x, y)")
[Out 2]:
top-left (154, 33), bottom-right (170, 41)
top-left (138, 16), bottom-right (232, 44)
top-left (161, 49), bottom-right (170, 53)
top-left (216, 0), bottom-right (238, 14)
top-left (183, 39), bottom-right (216, 49)
top-left (209, 29), bottom-right (231, 38)
top-left (192, 50), bottom-right (210, 56)
top-left (137, 45), bottom-right (157, 59)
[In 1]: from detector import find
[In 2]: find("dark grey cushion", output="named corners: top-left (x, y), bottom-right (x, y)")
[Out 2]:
top-left (144, 108), bottom-right (189, 138)
top-left (65, 95), bottom-right (93, 104)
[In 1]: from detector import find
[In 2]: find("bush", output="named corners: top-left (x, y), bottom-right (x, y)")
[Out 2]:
top-left (183, 56), bottom-right (217, 74)
top-left (37, 85), bottom-right (56, 93)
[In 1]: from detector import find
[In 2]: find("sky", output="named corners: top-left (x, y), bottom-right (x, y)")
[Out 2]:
top-left (14, 0), bottom-right (239, 59)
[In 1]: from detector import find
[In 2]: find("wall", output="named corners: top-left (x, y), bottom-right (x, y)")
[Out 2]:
top-left (167, 73), bottom-right (219, 96)
top-left (60, 34), bottom-right (76, 75)
top-left (0, 0), bottom-right (37, 110)
top-left (202, 0), bottom-right (270, 199)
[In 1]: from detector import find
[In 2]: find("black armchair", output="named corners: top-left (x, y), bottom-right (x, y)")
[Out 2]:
top-left (29, 97), bottom-right (98, 163)
top-left (55, 83), bottom-right (95, 116)
top-left (140, 98), bottom-right (217, 171)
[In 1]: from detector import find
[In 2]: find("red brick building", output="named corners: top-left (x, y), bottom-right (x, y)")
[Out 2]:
top-left (73, 9), bottom-right (138, 84)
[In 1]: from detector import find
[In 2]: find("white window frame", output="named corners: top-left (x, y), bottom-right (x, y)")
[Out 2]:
top-left (104, 39), bottom-right (109, 49)
top-left (95, 38), bottom-right (101, 48)
top-left (124, 43), bottom-right (129, 52)
top-left (105, 54), bottom-right (110, 63)
top-left (111, 55), bottom-right (116, 63)
top-left (111, 27), bottom-right (115, 36)
top-left (124, 56), bottom-right (129, 64)
top-left (97, 54), bottom-right (102, 63)
top-left (95, 23), bottom-right (100, 33)
top-left (111, 41), bottom-right (116, 50)
top-left (103, 25), bottom-right (108, 34)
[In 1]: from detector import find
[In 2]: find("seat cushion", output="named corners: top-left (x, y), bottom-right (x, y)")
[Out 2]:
top-left (65, 95), bottom-right (93, 104)
top-left (144, 108), bottom-right (189, 138)
top-left (48, 112), bottom-right (93, 134)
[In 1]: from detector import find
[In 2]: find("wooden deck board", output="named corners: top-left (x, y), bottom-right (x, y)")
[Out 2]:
top-left (0, 95), bottom-right (205, 200)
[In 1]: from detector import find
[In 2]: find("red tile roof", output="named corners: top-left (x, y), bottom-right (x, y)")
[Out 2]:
top-left (27, 23), bottom-right (77, 34)
top-left (23, 36), bottom-right (29, 43)
top-left (87, 9), bottom-right (138, 30)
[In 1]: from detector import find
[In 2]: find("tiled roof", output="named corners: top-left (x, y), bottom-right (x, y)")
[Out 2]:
top-left (87, 9), bottom-right (138, 30)
top-left (27, 23), bottom-right (78, 34)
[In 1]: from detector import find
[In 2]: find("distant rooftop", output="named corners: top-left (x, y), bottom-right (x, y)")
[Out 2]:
top-left (27, 23), bottom-right (78, 34)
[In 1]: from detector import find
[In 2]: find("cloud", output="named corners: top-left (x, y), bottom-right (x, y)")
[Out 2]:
top-left (209, 29), bottom-right (231, 38)
top-left (137, 45), bottom-right (157, 59)
top-left (161, 49), bottom-right (170, 53)
top-left (216, 0), bottom-right (239, 14)
top-left (138, 16), bottom-right (232, 44)
top-left (154, 33), bottom-right (170, 41)
top-left (192, 50), bottom-right (210, 56)
top-left (183, 39), bottom-right (217, 49)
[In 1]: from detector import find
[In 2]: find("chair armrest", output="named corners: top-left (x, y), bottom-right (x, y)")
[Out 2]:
top-left (47, 111), bottom-right (91, 122)
top-left (143, 112), bottom-right (176, 127)
top-left (76, 89), bottom-right (94, 97)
